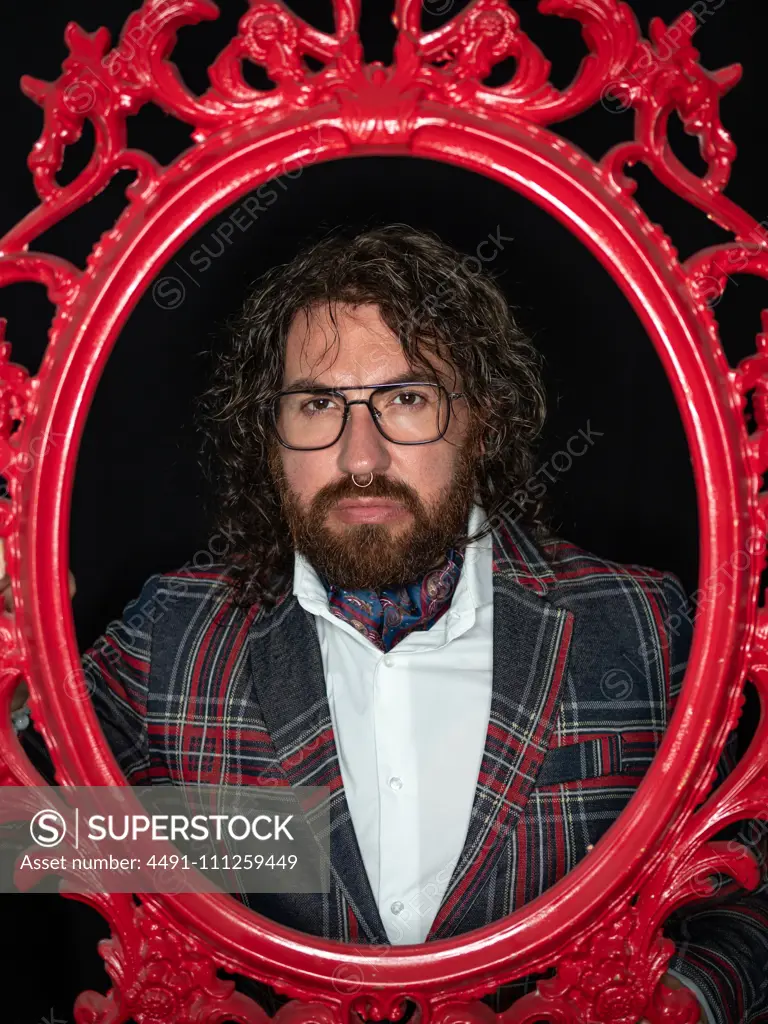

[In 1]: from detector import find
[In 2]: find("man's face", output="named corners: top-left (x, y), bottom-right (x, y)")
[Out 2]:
top-left (267, 302), bottom-right (483, 589)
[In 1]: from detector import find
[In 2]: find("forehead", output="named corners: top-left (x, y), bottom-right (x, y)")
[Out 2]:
top-left (281, 301), bottom-right (459, 388)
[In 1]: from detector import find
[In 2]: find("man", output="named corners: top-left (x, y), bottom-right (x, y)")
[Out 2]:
top-left (9, 225), bottom-right (768, 1021)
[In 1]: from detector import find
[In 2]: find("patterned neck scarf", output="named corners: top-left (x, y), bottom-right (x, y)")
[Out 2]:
top-left (320, 548), bottom-right (465, 653)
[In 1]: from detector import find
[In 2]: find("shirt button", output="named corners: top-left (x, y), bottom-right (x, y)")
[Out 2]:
top-left (388, 776), bottom-right (403, 791)
top-left (390, 900), bottom-right (404, 915)
top-left (383, 655), bottom-right (394, 667)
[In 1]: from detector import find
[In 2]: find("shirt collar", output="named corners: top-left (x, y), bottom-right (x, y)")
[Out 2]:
top-left (292, 502), bottom-right (493, 615)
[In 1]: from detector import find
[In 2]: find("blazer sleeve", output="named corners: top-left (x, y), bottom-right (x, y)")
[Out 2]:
top-left (79, 572), bottom-right (163, 786)
top-left (660, 571), bottom-right (768, 1024)
top-left (17, 573), bottom-right (162, 786)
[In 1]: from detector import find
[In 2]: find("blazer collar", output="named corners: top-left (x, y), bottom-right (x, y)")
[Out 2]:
top-left (487, 504), bottom-right (558, 596)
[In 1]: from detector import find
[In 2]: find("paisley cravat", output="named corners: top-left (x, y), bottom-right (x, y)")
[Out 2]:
top-left (321, 547), bottom-right (465, 652)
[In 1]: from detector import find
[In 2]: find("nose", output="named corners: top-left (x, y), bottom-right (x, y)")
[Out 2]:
top-left (335, 400), bottom-right (392, 478)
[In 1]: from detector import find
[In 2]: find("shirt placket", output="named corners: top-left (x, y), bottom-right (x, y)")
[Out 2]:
top-left (373, 642), bottom-right (426, 943)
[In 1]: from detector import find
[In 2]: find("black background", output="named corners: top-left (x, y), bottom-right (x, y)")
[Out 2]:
top-left (1, 1), bottom-right (767, 1020)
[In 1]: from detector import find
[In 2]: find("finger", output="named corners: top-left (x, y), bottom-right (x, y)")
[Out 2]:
top-left (11, 681), bottom-right (28, 712)
top-left (0, 572), bottom-right (75, 609)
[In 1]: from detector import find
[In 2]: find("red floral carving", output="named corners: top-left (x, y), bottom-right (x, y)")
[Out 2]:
top-left (71, 895), bottom-right (273, 1023)
top-left (0, 1), bottom-right (766, 1021)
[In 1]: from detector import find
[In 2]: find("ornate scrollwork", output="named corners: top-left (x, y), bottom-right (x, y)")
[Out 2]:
top-left (70, 894), bottom-right (272, 1024)
top-left (1, 2), bottom-right (766, 1021)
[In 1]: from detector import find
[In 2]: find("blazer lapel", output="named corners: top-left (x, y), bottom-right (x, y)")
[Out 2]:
top-left (425, 513), bottom-right (575, 941)
top-left (246, 591), bottom-right (389, 943)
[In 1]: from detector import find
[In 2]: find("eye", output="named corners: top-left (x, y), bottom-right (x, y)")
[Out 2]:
top-left (300, 395), bottom-right (339, 415)
top-left (390, 390), bottom-right (427, 407)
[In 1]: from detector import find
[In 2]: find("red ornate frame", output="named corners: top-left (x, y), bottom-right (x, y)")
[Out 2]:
top-left (1, 1), bottom-right (767, 1021)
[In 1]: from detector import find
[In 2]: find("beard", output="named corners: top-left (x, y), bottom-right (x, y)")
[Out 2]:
top-left (267, 434), bottom-right (480, 590)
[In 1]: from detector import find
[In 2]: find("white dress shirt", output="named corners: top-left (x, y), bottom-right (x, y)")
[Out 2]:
top-left (293, 503), bottom-right (494, 943)
top-left (291, 503), bottom-right (715, 1022)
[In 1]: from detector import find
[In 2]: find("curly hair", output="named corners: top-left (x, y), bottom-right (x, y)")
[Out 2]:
top-left (195, 223), bottom-right (553, 610)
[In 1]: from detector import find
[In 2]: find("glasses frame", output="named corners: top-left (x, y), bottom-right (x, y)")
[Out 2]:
top-left (271, 380), bottom-right (465, 451)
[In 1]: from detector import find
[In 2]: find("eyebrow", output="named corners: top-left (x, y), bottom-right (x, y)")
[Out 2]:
top-left (282, 370), bottom-right (441, 391)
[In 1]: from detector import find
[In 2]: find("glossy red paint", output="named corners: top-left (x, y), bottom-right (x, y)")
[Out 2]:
top-left (0, 2), bottom-right (765, 1022)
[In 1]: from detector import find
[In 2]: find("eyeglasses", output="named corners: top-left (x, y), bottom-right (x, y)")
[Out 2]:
top-left (272, 381), bottom-right (465, 451)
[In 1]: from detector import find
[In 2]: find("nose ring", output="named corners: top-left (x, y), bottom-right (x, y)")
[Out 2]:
top-left (352, 472), bottom-right (373, 488)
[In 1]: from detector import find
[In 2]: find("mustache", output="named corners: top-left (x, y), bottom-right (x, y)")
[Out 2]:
top-left (310, 474), bottom-right (420, 513)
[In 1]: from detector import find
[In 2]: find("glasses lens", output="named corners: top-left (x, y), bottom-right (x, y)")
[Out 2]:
top-left (275, 392), bottom-right (345, 449)
top-left (371, 384), bottom-right (447, 443)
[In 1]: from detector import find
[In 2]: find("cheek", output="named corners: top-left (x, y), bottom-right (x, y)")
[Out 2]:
top-left (282, 452), bottom-right (337, 498)
top-left (393, 445), bottom-right (457, 493)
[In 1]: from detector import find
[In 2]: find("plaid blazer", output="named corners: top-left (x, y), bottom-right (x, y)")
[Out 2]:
top-left (24, 509), bottom-right (768, 1022)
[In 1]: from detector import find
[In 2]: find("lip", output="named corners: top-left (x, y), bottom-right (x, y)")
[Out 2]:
top-left (333, 498), bottom-right (409, 523)
top-left (336, 498), bottom-right (404, 508)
